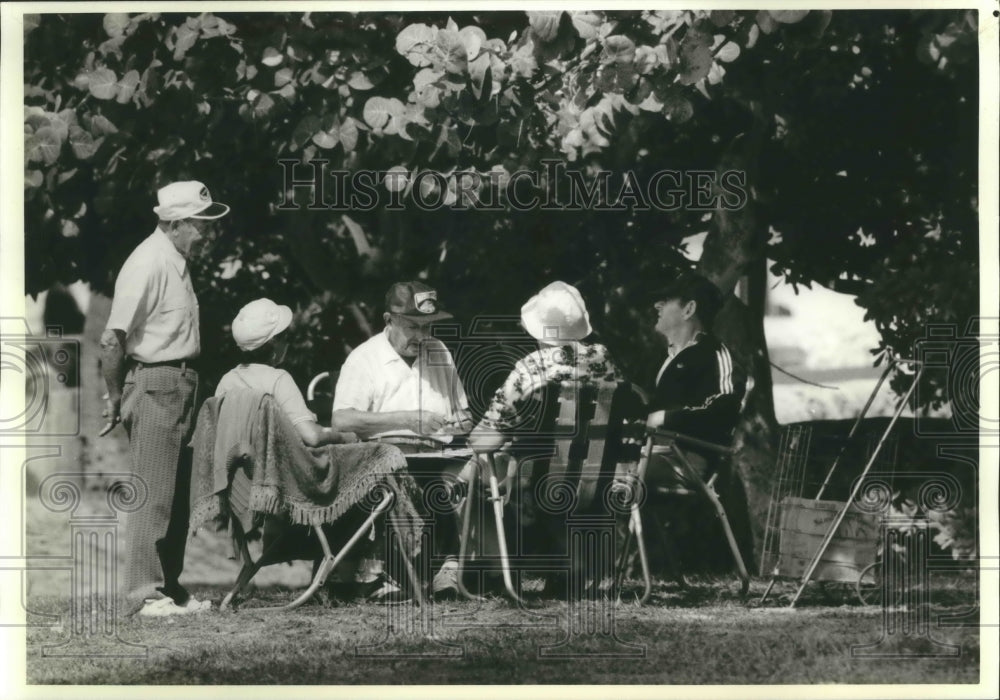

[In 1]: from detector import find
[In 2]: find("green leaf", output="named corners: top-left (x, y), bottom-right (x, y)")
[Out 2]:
top-left (709, 10), bottom-right (736, 27)
top-left (716, 42), bottom-right (740, 63)
top-left (290, 114), bottom-right (321, 150)
top-left (275, 67), bottom-right (294, 88)
top-left (602, 35), bottom-right (636, 65)
top-left (396, 24), bottom-right (437, 66)
top-left (769, 10), bottom-right (810, 24)
top-left (68, 125), bottom-right (100, 160)
top-left (755, 11), bottom-right (779, 35)
top-left (25, 169), bottom-right (44, 189)
top-left (90, 114), bottom-right (118, 136)
top-left (661, 92), bottom-right (693, 123)
top-left (637, 93), bottom-right (664, 112)
top-left (337, 117), bottom-right (359, 152)
top-left (458, 26), bottom-right (486, 60)
top-left (252, 92), bottom-right (275, 119)
top-left (363, 96), bottom-right (405, 133)
top-left (383, 166), bottom-right (409, 192)
top-left (569, 12), bottom-right (601, 40)
top-left (173, 24), bottom-right (199, 61)
top-left (677, 40), bottom-right (713, 85)
top-left (46, 112), bottom-right (70, 141)
top-left (103, 13), bottom-right (129, 38)
top-left (116, 69), bottom-right (140, 103)
top-left (261, 47), bottom-right (283, 67)
top-left (527, 11), bottom-right (562, 42)
top-left (27, 126), bottom-right (62, 165)
top-left (98, 35), bottom-right (126, 60)
top-left (597, 64), bottom-right (638, 93)
top-left (24, 112), bottom-right (51, 132)
top-left (347, 72), bottom-right (374, 90)
top-left (88, 68), bottom-right (118, 100)
top-left (312, 129), bottom-right (338, 149)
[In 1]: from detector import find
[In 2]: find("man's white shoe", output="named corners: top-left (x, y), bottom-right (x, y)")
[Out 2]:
top-left (138, 597), bottom-right (212, 617)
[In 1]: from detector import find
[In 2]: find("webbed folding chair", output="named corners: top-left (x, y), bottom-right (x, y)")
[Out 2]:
top-left (456, 380), bottom-right (643, 602)
top-left (220, 480), bottom-right (423, 611)
top-left (193, 392), bottom-right (425, 612)
top-left (614, 427), bottom-right (751, 604)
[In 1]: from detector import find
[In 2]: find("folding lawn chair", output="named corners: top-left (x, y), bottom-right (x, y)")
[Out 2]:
top-left (220, 478), bottom-right (424, 611)
top-left (613, 427), bottom-right (751, 604)
top-left (456, 380), bottom-right (643, 603)
top-left (190, 392), bottom-right (426, 612)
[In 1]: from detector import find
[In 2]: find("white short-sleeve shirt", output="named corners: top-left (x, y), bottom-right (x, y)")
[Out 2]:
top-left (333, 329), bottom-right (469, 421)
top-left (106, 228), bottom-right (200, 363)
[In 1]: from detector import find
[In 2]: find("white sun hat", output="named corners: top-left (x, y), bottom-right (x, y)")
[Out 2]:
top-left (153, 180), bottom-right (230, 221)
top-left (520, 281), bottom-right (594, 345)
top-left (232, 298), bottom-right (293, 351)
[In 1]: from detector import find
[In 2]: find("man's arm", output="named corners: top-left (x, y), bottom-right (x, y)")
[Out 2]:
top-left (99, 328), bottom-right (127, 436)
top-left (649, 343), bottom-right (746, 439)
top-left (331, 408), bottom-right (446, 439)
top-left (295, 420), bottom-right (358, 447)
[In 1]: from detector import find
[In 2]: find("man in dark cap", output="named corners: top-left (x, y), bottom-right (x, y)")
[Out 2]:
top-left (648, 272), bottom-right (746, 446)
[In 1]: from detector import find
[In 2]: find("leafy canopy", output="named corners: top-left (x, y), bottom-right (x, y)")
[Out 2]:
top-left (23, 10), bottom-right (978, 409)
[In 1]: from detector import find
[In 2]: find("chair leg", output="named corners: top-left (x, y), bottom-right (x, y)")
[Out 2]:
top-left (616, 441), bottom-right (654, 604)
top-left (221, 520), bottom-right (255, 610)
top-left (759, 576), bottom-right (778, 604)
top-left (253, 490), bottom-right (396, 612)
top-left (653, 514), bottom-right (688, 590)
top-left (388, 508), bottom-right (427, 607)
top-left (614, 518), bottom-right (633, 595)
top-left (222, 522), bottom-right (290, 610)
top-left (630, 506), bottom-right (653, 604)
top-left (675, 449), bottom-right (751, 597)
top-left (222, 560), bottom-right (263, 611)
top-left (485, 454), bottom-right (523, 605)
top-left (455, 463), bottom-right (485, 602)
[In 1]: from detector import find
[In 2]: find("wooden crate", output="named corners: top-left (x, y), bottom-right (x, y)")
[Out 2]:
top-left (777, 496), bottom-right (880, 583)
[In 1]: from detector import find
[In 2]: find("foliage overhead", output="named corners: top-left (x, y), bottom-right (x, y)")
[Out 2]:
top-left (23, 9), bottom-right (978, 410)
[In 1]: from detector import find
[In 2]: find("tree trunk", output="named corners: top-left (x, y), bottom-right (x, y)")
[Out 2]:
top-left (695, 110), bottom-right (779, 571)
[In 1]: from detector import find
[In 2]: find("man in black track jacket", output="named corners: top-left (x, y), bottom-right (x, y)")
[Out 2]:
top-left (648, 273), bottom-right (747, 450)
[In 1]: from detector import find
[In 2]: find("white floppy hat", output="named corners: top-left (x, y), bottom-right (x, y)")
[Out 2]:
top-left (153, 180), bottom-right (230, 221)
top-left (520, 281), bottom-right (593, 345)
top-left (232, 298), bottom-right (293, 351)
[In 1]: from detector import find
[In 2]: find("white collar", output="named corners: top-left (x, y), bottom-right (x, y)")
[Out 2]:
top-left (374, 328), bottom-right (413, 366)
top-left (152, 227), bottom-right (188, 275)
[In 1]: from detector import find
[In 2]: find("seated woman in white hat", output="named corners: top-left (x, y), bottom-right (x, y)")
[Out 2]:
top-left (458, 281), bottom-right (623, 483)
top-left (216, 298), bottom-right (357, 447)
top-left (454, 281), bottom-right (624, 592)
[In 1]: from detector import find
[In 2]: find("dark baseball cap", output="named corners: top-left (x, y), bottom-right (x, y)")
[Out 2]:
top-left (650, 272), bottom-right (724, 323)
top-left (385, 281), bottom-right (453, 323)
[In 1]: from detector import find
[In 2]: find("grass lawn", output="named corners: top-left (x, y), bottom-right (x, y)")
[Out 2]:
top-left (24, 576), bottom-right (980, 685)
top-left (21, 490), bottom-right (981, 686)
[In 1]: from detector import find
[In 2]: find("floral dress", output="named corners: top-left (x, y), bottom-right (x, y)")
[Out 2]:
top-left (476, 342), bottom-right (622, 436)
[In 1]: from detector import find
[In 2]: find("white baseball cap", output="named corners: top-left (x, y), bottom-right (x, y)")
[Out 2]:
top-left (232, 298), bottom-right (293, 351)
top-left (520, 281), bottom-right (593, 345)
top-left (153, 180), bottom-right (230, 221)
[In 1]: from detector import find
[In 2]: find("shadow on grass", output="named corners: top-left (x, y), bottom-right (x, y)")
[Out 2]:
top-left (23, 574), bottom-right (981, 686)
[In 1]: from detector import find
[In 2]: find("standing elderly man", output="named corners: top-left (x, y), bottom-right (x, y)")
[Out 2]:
top-left (333, 281), bottom-right (473, 597)
top-left (100, 180), bottom-right (229, 617)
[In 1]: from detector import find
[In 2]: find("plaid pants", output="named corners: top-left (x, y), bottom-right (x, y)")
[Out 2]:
top-left (120, 364), bottom-right (199, 612)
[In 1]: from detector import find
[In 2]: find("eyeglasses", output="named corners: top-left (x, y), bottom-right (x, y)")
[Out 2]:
top-left (390, 314), bottom-right (433, 332)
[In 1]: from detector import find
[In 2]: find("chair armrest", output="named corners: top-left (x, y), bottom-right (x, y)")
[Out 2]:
top-left (307, 371), bottom-right (331, 402)
top-left (648, 428), bottom-right (735, 456)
